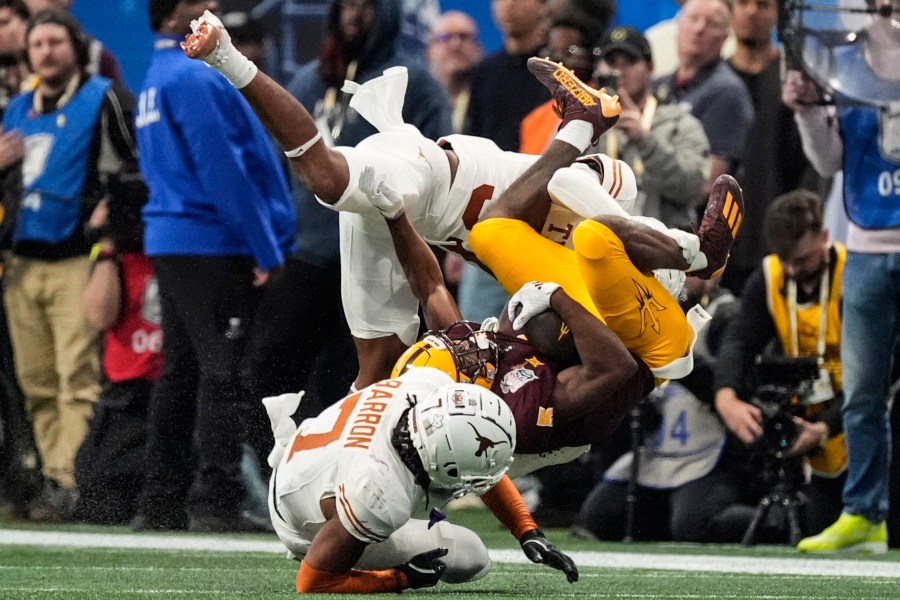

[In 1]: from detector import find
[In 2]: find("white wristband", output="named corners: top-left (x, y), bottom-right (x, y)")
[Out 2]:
top-left (284, 131), bottom-right (322, 158)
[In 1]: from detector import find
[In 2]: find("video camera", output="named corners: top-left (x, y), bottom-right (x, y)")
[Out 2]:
top-left (750, 355), bottom-right (820, 457)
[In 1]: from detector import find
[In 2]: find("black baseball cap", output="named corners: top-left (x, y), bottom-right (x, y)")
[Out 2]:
top-left (599, 26), bottom-right (652, 63)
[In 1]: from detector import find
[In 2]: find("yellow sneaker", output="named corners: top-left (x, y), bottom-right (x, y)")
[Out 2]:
top-left (796, 513), bottom-right (888, 554)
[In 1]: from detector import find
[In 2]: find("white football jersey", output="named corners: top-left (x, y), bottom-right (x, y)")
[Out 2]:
top-left (269, 368), bottom-right (455, 553)
top-left (432, 135), bottom-right (636, 253)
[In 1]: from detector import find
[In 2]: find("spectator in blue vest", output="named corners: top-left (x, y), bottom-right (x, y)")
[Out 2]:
top-left (786, 0), bottom-right (900, 554)
top-left (0, 8), bottom-right (138, 521)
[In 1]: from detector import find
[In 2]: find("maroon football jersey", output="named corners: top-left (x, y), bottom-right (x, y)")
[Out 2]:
top-left (491, 332), bottom-right (654, 454)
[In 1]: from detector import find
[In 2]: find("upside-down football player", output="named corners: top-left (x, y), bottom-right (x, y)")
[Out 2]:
top-left (180, 11), bottom-right (729, 391)
top-left (352, 44), bottom-right (744, 477)
top-left (365, 162), bottom-right (742, 477)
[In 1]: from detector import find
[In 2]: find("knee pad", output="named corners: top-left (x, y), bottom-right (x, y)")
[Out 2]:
top-left (572, 219), bottom-right (617, 261)
top-left (549, 164), bottom-right (631, 220)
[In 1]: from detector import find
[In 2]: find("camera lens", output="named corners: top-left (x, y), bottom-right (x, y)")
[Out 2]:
top-left (763, 412), bottom-right (797, 455)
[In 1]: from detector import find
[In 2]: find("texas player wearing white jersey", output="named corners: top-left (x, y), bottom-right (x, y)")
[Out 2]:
top-left (181, 11), bottom-right (628, 389)
top-left (265, 367), bottom-right (577, 593)
top-left (335, 121), bottom-right (637, 356)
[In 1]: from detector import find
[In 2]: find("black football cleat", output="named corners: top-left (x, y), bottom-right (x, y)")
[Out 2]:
top-left (692, 174), bottom-right (744, 280)
top-left (527, 56), bottom-right (621, 145)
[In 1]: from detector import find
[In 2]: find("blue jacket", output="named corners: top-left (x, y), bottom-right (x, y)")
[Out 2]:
top-left (286, 0), bottom-right (451, 267)
top-left (136, 36), bottom-right (296, 270)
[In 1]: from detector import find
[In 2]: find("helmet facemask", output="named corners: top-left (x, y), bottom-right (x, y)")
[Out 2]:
top-left (391, 321), bottom-right (499, 388)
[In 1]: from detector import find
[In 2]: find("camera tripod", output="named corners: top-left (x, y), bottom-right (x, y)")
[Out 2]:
top-left (741, 455), bottom-right (808, 546)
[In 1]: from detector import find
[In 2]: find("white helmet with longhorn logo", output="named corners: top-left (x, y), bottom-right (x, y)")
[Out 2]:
top-left (408, 383), bottom-right (516, 498)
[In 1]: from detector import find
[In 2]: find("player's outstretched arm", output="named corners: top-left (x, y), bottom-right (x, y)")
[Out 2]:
top-left (182, 10), bottom-right (349, 202)
top-left (480, 476), bottom-right (579, 583)
top-left (385, 212), bottom-right (462, 330)
top-left (358, 167), bottom-right (463, 330)
top-left (297, 500), bottom-right (445, 593)
top-left (543, 286), bottom-right (638, 423)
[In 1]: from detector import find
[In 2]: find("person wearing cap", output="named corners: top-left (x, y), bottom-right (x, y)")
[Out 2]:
top-left (591, 25), bottom-right (709, 232)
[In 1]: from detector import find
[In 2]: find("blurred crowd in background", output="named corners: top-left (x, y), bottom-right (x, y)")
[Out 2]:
top-left (1, 0), bottom-right (899, 552)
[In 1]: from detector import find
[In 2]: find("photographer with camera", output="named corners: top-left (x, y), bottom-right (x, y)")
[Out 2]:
top-left (590, 26), bottom-right (710, 232)
top-left (713, 189), bottom-right (846, 540)
top-left (573, 278), bottom-right (772, 544)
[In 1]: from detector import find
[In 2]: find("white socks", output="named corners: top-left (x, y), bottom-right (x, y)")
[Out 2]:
top-left (555, 120), bottom-right (593, 153)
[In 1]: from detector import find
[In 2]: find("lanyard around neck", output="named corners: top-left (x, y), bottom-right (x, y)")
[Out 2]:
top-left (785, 258), bottom-right (830, 360)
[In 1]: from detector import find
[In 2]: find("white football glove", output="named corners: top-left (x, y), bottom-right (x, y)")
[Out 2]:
top-left (190, 10), bottom-right (257, 88)
top-left (508, 281), bottom-right (561, 330)
top-left (653, 268), bottom-right (686, 300)
top-left (358, 166), bottom-right (405, 219)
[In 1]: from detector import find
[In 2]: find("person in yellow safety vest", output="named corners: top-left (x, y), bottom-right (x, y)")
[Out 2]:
top-left (712, 189), bottom-right (846, 538)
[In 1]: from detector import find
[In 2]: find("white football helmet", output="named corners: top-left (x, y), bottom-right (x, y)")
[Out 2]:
top-left (408, 383), bottom-right (516, 498)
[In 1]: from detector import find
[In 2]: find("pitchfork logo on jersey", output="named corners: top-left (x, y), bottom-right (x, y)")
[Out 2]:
top-left (468, 423), bottom-right (509, 457)
top-left (633, 279), bottom-right (666, 335)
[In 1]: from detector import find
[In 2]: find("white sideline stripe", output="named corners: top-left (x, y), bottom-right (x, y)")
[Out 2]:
top-left (0, 530), bottom-right (285, 554)
top-left (1, 529), bottom-right (898, 578)
top-left (491, 549), bottom-right (900, 578)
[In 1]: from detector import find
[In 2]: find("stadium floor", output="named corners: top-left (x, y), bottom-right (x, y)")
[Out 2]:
top-left (1, 509), bottom-right (898, 599)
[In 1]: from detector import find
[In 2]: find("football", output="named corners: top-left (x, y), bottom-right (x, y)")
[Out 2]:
top-left (522, 309), bottom-right (580, 367)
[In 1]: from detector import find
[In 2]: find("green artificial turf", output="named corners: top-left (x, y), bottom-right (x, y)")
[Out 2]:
top-left (1, 508), bottom-right (898, 599)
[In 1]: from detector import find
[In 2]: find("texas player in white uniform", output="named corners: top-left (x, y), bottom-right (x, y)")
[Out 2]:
top-left (181, 12), bottom-right (670, 390)
top-left (266, 367), bottom-right (577, 593)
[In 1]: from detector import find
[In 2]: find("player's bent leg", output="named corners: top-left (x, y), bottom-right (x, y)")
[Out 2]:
top-left (481, 139), bottom-right (581, 230)
top-left (356, 518), bottom-right (491, 583)
top-left (572, 220), bottom-right (693, 372)
top-left (469, 218), bottom-right (599, 319)
top-left (353, 335), bottom-right (410, 389)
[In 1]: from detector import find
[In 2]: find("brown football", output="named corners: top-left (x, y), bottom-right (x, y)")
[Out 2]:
top-left (522, 309), bottom-right (579, 367)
